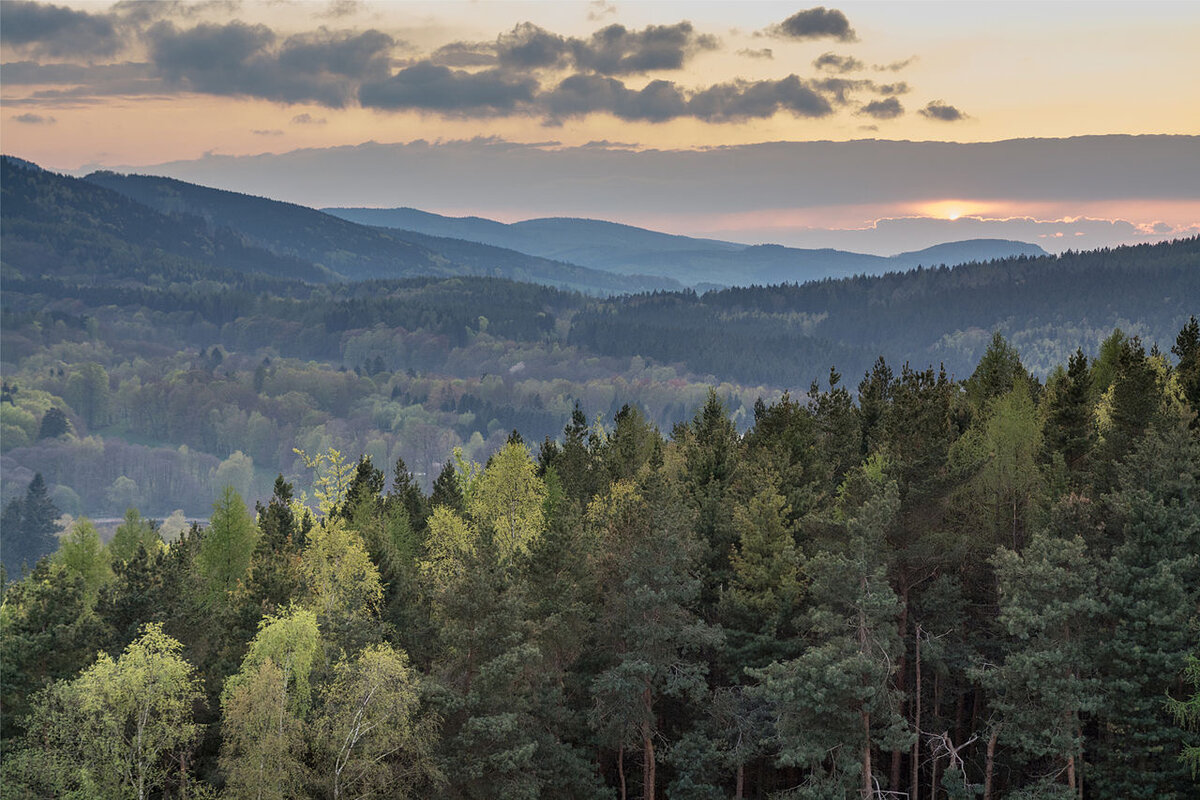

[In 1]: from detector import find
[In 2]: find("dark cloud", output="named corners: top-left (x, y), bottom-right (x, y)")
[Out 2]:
top-left (314, 0), bottom-right (363, 19)
top-left (874, 82), bottom-right (909, 95)
top-left (543, 73), bottom-right (831, 123)
top-left (813, 52), bottom-right (863, 73)
top-left (359, 63), bottom-right (538, 113)
top-left (11, 112), bottom-right (56, 124)
top-left (919, 100), bottom-right (968, 122)
top-left (291, 113), bottom-right (327, 124)
top-left (587, 2), bottom-right (618, 22)
top-left (146, 21), bottom-right (396, 107)
top-left (110, 0), bottom-right (243, 25)
top-left (873, 56), bottom-right (916, 72)
top-left (812, 77), bottom-right (872, 104)
top-left (430, 21), bottom-right (716, 75)
top-left (737, 47), bottom-right (773, 59)
top-left (690, 76), bottom-right (832, 121)
top-left (496, 23), bottom-right (571, 69)
top-left (0, 1), bottom-right (124, 58)
top-left (571, 22), bottom-right (719, 75)
top-left (542, 74), bottom-right (686, 122)
top-left (860, 97), bottom-right (903, 119)
top-left (430, 41), bottom-right (498, 67)
top-left (772, 7), bottom-right (856, 42)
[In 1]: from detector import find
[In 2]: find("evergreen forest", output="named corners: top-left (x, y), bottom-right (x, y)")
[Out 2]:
top-left (2, 322), bottom-right (1199, 799)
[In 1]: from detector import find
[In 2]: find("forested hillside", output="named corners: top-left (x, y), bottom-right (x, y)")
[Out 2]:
top-left (573, 237), bottom-right (1200, 382)
top-left (3, 326), bottom-right (1198, 799)
top-left (83, 169), bottom-right (678, 295)
top-left (2, 183), bottom-right (1196, 524)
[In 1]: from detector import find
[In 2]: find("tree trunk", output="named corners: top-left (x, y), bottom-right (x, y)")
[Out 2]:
top-left (619, 746), bottom-right (627, 800)
top-left (891, 590), bottom-right (910, 792)
top-left (983, 726), bottom-right (999, 800)
top-left (642, 684), bottom-right (656, 800)
top-left (858, 575), bottom-right (873, 799)
top-left (862, 709), bottom-right (873, 799)
top-left (911, 624), bottom-right (922, 800)
top-left (642, 722), bottom-right (655, 800)
top-left (735, 761), bottom-right (744, 800)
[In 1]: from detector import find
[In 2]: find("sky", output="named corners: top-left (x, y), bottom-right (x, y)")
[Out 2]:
top-left (2, 0), bottom-right (1199, 253)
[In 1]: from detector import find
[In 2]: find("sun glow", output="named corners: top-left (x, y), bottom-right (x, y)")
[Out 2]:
top-left (919, 200), bottom-right (990, 221)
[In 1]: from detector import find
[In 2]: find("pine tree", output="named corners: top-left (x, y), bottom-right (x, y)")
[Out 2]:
top-left (3, 473), bottom-right (61, 575)
top-left (751, 474), bottom-right (910, 798)
top-left (1171, 315), bottom-right (1200, 424)
top-left (1042, 349), bottom-right (1094, 477)
top-left (196, 486), bottom-right (258, 604)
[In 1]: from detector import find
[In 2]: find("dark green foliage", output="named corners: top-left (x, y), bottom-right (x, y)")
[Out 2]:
top-left (0, 473), bottom-right (61, 575)
top-left (36, 407), bottom-right (70, 439)
top-left (1172, 315), bottom-right (1200, 424)
top-left (1043, 349), bottom-right (1094, 474)
top-left (430, 460), bottom-right (465, 513)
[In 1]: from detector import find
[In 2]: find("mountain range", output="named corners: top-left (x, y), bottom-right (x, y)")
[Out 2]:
top-left (0, 155), bottom-right (1049, 295)
top-left (325, 207), bottom-right (1048, 286)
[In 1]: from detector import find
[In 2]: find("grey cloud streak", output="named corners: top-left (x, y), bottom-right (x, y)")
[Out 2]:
top-left (114, 136), bottom-right (1200, 219)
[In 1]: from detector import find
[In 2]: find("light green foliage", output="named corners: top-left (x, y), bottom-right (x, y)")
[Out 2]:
top-left (225, 605), bottom-right (321, 716)
top-left (315, 643), bottom-right (440, 799)
top-left (107, 507), bottom-right (162, 564)
top-left (726, 486), bottom-right (802, 629)
top-left (5, 623), bottom-right (201, 800)
top-left (220, 658), bottom-right (308, 800)
top-left (195, 486), bottom-right (257, 602)
top-left (295, 446), bottom-right (355, 516)
top-left (301, 516), bottom-right (384, 619)
top-left (104, 475), bottom-right (144, 514)
top-left (954, 383), bottom-right (1045, 549)
top-left (54, 517), bottom-right (111, 608)
top-left (421, 504), bottom-right (476, 591)
top-left (213, 450), bottom-right (255, 502)
top-left (468, 441), bottom-right (546, 560)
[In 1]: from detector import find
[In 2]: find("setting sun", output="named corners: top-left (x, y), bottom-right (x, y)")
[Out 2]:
top-left (919, 200), bottom-right (990, 221)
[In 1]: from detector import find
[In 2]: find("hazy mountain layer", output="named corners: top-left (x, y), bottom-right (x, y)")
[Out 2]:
top-left (83, 170), bottom-right (679, 295)
top-left (325, 206), bottom-right (1048, 285)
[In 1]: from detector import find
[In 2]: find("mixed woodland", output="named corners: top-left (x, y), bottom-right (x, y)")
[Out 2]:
top-left (2, 322), bottom-right (1199, 799)
top-left (1, 155), bottom-right (1199, 798)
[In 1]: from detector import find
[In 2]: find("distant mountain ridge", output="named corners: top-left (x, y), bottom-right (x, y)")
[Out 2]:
top-left (325, 206), bottom-right (1048, 286)
top-left (1, 155), bottom-right (331, 286)
top-left (83, 170), bottom-right (678, 295)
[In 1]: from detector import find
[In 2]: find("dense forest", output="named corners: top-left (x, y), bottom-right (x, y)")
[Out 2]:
top-left (2, 323), bottom-right (1198, 799)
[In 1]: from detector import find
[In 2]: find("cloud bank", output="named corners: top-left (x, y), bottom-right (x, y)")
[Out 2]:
top-left (1, 3), bottom-right (956, 126)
